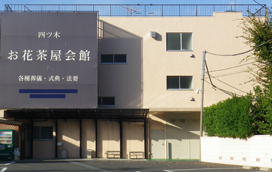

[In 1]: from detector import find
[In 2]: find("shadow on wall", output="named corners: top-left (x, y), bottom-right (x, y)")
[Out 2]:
top-left (57, 120), bottom-right (80, 159)
top-left (98, 20), bottom-right (143, 108)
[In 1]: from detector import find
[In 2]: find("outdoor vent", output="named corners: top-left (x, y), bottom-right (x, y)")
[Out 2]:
top-left (150, 31), bottom-right (156, 38)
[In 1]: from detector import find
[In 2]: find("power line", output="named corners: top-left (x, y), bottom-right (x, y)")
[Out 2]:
top-left (206, 38), bottom-right (272, 57)
top-left (205, 60), bottom-right (216, 88)
top-left (209, 62), bottom-right (254, 72)
top-left (204, 80), bottom-right (241, 97)
top-left (253, 0), bottom-right (272, 14)
top-left (205, 59), bottom-right (248, 94)
top-left (211, 66), bottom-right (258, 78)
top-left (209, 74), bottom-right (248, 94)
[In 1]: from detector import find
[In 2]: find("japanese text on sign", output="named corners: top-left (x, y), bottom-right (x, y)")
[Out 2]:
top-left (18, 75), bottom-right (79, 82)
top-left (38, 31), bottom-right (60, 39)
top-left (8, 50), bottom-right (91, 62)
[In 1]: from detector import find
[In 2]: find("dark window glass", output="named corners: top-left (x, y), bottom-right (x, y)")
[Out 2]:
top-left (182, 33), bottom-right (193, 51)
top-left (98, 97), bottom-right (102, 105)
top-left (40, 126), bottom-right (53, 140)
top-left (114, 55), bottom-right (126, 63)
top-left (180, 76), bottom-right (193, 89)
top-left (101, 55), bottom-right (113, 63)
top-left (33, 126), bottom-right (40, 140)
top-left (167, 33), bottom-right (180, 50)
top-left (167, 76), bottom-right (179, 89)
top-left (98, 97), bottom-right (115, 106)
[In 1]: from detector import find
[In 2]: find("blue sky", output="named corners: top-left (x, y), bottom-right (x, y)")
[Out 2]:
top-left (0, 0), bottom-right (271, 11)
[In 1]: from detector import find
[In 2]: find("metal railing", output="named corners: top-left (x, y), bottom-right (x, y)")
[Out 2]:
top-left (5, 4), bottom-right (267, 17)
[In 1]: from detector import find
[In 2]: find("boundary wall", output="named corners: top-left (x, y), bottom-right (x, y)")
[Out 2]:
top-left (201, 135), bottom-right (272, 168)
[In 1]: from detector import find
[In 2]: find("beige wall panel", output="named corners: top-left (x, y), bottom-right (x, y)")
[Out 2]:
top-left (149, 113), bottom-right (166, 130)
top-left (33, 141), bottom-right (55, 159)
top-left (57, 120), bottom-right (80, 159)
top-left (163, 113), bottom-right (200, 159)
top-left (99, 21), bottom-right (143, 109)
top-left (188, 119), bottom-right (200, 159)
top-left (100, 12), bottom-right (256, 109)
top-left (97, 120), bottom-right (120, 158)
top-left (123, 122), bottom-right (144, 159)
top-left (81, 119), bottom-right (96, 158)
top-left (33, 120), bottom-right (55, 159)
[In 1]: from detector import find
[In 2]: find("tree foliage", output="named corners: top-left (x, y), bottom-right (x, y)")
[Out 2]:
top-left (203, 94), bottom-right (255, 139)
top-left (203, 8), bottom-right (272, 139)
top-left (240, 10), bottom-right (272, 88)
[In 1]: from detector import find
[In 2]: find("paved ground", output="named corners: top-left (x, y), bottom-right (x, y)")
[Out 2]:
top-left (0, 159), bottom-right (263, 172)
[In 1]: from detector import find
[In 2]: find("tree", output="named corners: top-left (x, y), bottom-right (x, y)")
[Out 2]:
top-left (240, 8), bottom-right (272, 88)
top-left (203, 8), bottom-right (272, 139)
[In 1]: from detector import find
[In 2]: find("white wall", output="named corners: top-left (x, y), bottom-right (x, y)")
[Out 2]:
top-left (201, 136), bottom-right (272, 168)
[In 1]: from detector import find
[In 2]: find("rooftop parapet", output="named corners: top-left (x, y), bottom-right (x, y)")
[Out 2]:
top-left (4, 4), bottom-right (267, 17)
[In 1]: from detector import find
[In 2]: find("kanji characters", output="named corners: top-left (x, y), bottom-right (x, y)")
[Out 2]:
top-left (22, 50), bottom-right (33, 61)
top-left (51, 50), bottom-right (62, 61)
top-left (8, 49), bottom-right (91, 61)
top-left (65, 50), bottom-right (76, 61)
top-left (36, 50), bottom-right (47, 61)
top-left (79, 50), bottom-right (90, 61)
top-left (38, 31), bottom-right (60, 39)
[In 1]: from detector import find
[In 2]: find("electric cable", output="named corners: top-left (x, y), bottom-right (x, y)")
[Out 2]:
top-left (211, 67), bottom-right (258, 77)
top-left (209, 74), bottom-right (248, 94)
top-left (206, 38), bottom-right (272, 56)
top-left (205, 60), bottom-right (216, 88)
top-left (205, 59), bottom-right (248, 95)
top-left (253, 0), bottom-right (272, 14)
top-left (204, 80), bottom-right (241, 97)
top-left (209, 62), bottom-right (254, 72)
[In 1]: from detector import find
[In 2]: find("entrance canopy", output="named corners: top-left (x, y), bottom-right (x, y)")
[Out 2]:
top-left (5, 109), bottom-right (149, 121)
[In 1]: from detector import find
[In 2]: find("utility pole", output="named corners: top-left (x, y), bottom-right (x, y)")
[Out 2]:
top-left (199, 50), bottom-right (206, 161)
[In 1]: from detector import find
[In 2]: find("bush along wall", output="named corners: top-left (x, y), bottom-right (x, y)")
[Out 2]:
top-left (203, 84), bottom-right (272, 139)
top-left (203, 94), bottom-right (256, 139)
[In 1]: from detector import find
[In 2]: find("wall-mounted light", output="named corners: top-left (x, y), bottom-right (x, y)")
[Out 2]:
top-left (150, 31), bottom-right (156, 38)
top-left (190, 97), bottom-right (195, 101)
top-left (190, 54), bottom-right (195, 58)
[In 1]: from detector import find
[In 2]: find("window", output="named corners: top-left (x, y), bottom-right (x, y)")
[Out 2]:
top-left (166, 33), bottom-right (193, 51)
top-left (167, 76), bottom-right (193, 90)
top-left (98, 97), bottom-right (115, 106)
top-left (101, 54), bottom-right (126, 64)
top-left (28, 126), bottom-right (53, 140)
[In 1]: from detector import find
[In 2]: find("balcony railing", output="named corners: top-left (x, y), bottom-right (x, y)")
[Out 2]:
top-left (4, 4), bottom-right (267, 17)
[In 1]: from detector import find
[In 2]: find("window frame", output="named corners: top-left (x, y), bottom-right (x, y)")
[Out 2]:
top-left (28, 126), bottom-right (54, 141)
top-left (98, 96), bottom-right (115, 107)
top-left (166, 76), bottom-right (193, 90)
top-left (100, 54), bottom-right (127, 64)
top-left (166, 33), bottom-right (193, 51)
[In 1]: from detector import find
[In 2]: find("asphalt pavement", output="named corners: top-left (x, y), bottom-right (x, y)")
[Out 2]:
top-left (0, 159), bottom-right (264, 172)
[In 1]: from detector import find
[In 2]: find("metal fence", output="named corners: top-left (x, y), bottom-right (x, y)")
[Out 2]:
top-left (5, 4), bottom-right (267, 17)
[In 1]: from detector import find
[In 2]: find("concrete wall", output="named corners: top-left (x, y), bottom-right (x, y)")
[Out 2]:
top-left (32, 120), bottom-right (55, 159)
top-left (201, 136), bottom-right (272, 168)
top-left (99, 21), bottom-right (143, 108)
top-left (82, 119), bottom-right (96, 158)
top-left (57, 119), bottom-right (80, 159)
top-left (23, 118), bottom-right (146, 159)
top-left (97, 120), bottom-right (120, 158)
top-left (100, 12), bottom-right (255, 110)
top-left (149, 112), bottom-right (200, 159)
top-left (123, 122), bottom-right (145, 159)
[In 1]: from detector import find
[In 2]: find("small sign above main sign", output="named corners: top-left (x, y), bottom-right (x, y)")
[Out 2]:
top-left (0, 12), bottom-right (98, 108)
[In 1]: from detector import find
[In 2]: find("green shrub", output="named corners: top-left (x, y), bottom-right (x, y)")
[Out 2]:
top-left (203, 94), bottom-right (255, 139)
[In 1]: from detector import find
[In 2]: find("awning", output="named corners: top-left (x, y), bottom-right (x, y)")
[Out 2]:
top-left (5, 109), bottom-right (149, 121)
